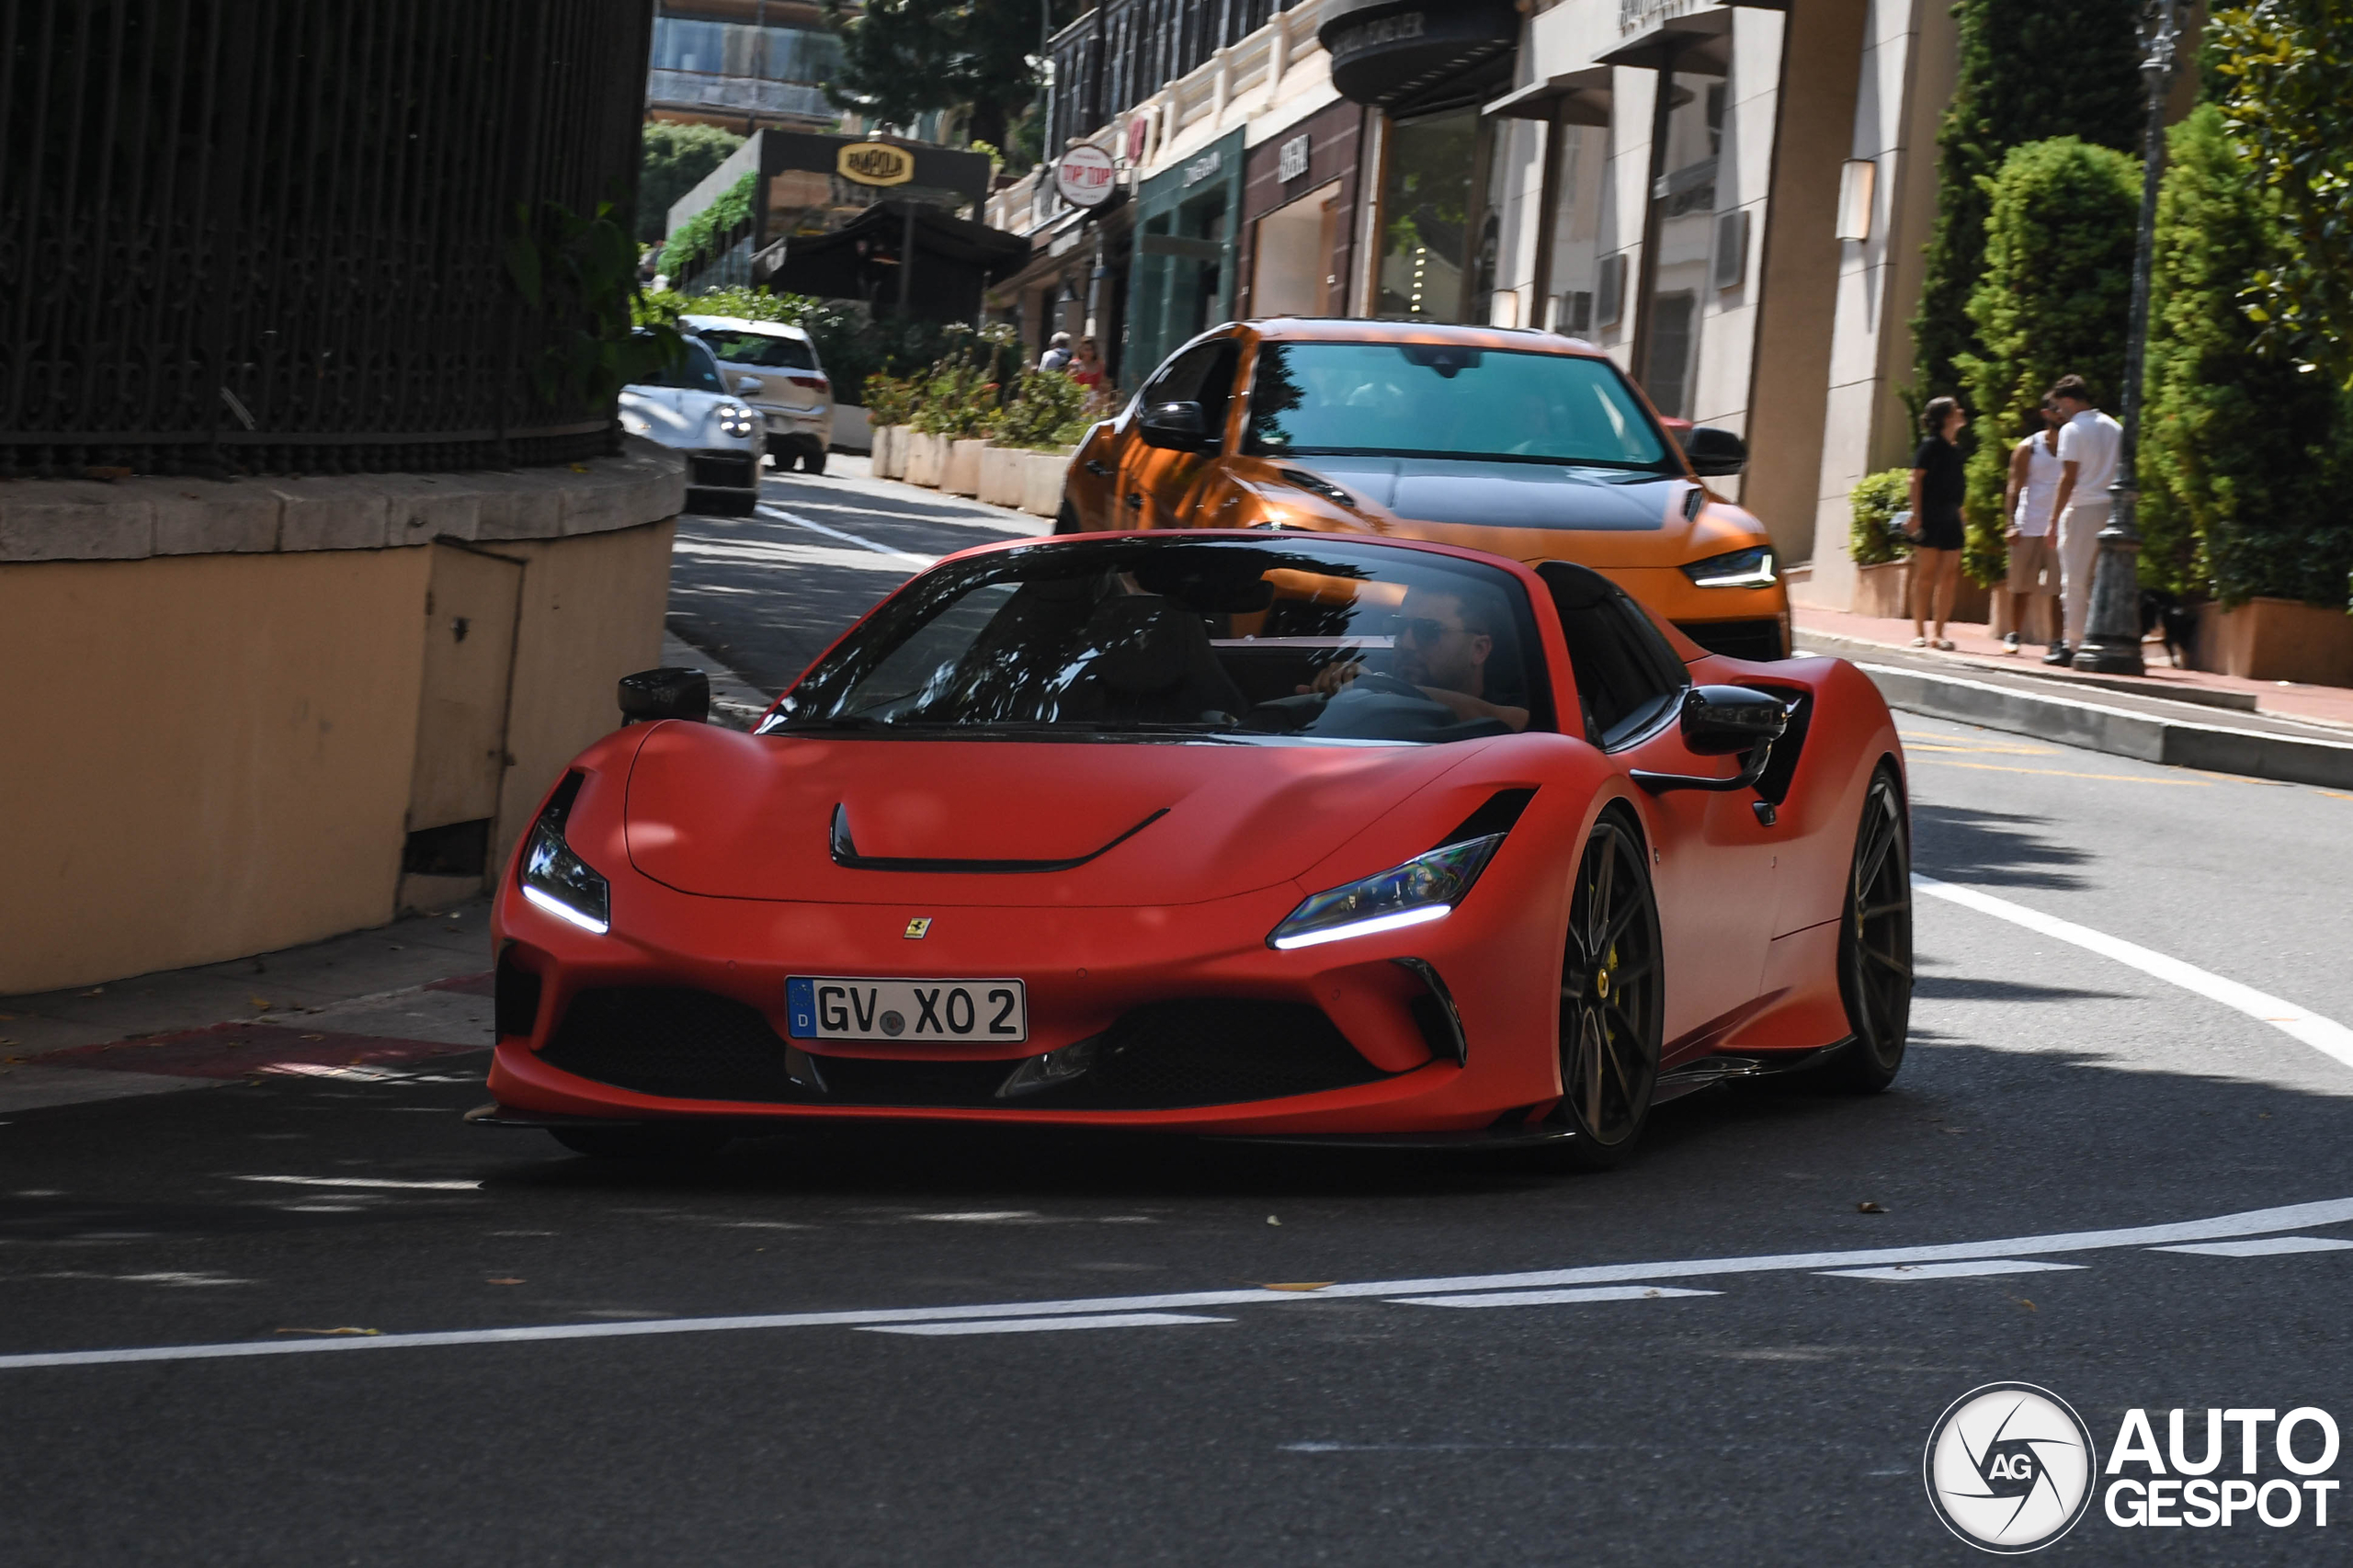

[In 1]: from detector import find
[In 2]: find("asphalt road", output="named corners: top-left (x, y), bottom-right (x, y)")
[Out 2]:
top-left (6, 475), bottom-right (2352, 1564)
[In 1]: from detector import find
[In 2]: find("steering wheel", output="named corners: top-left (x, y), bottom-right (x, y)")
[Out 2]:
top-left (1336, 671), bottom-right (1427, 700)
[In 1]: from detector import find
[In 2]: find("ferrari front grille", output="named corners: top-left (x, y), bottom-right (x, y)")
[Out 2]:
top-left (540, 986), bottom-right (810, 1102)
top-left (536, 988), bottom-right (1386, 1111)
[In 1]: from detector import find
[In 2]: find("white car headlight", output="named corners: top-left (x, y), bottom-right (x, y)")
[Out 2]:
top-left (1267, 834), bottom-right (1506, 950)
top-left (713, 403), bottom-right (756, 439)
top-left (1682, 546), bottom-right (1777, 589)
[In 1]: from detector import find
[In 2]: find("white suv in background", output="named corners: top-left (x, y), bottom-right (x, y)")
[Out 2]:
top-left (619, 335), bottom-right (762, 517)
top-left (682, 314), bottom-right (835, 474)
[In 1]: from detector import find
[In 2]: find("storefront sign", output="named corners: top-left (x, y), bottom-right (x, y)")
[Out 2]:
top-left (1279, 134), bottom-right (1311, 183)
top-left (1127, 115), bottom-right (1151, 163)
top-left (835, 142), bottom-right (915, 187)
top-left (1325, 9), bottom-right (1426, 63)
top-left (1619, 0), bottom-right (1716, 35)
top-left (1318, 0), bottom-right (1518, 108)
top-left (1054, 144), bottom-right (1117, 208)
top-left (1182, 148), bottom-right (1223, 188)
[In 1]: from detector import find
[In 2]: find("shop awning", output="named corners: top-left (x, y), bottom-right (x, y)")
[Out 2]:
top-left (754, 201), bottom-right (1030, 320)
top-left (1484, 65), bottom-right (1612, 125)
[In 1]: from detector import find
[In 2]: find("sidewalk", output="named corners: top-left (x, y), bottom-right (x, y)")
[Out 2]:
top-left (1794, 606), bottom-right (2353, 789)
top-left (1793, 604), bottom-right (2353, 733)
top-left (0, 898), bottom-right (498, 1113)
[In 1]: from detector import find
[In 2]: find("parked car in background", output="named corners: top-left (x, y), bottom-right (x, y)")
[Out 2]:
top-left (620, 335), bottom-right (762, 517)
top-left (683, 314), bottom-right (835, 474)
top-left (1060, 320), bottom-right (1788, 661)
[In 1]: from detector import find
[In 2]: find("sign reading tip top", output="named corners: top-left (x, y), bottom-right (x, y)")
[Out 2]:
top-left (1054, 144), bottom-right (1117, 208)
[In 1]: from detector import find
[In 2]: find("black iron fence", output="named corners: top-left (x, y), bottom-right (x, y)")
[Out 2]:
top-left (0, 0), bottom-right (654, 479)
top-left (1048, 0), bottom-right (1292, 155)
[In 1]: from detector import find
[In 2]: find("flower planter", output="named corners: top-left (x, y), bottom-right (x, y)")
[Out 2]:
top-left (872, 425), bottom-right (909, 480)
top-left (977, 444), bottom-right (1027, 507)
top-left (831, 403), bottom-right (871, 453)
top-left (1850, 558), bottom-right (1990, 625)
top-left (1018, 449), bottom-right (1073, 518)
top-left (2194, 597), bottom-right (2353, 687)
top-left (944, 438), bottom-right (986, 496)
top-left (902, 431), bottom-right (949, 488)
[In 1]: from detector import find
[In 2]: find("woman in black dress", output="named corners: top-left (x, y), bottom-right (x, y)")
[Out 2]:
top-left (1907, 395), bottom-right (1968, 649)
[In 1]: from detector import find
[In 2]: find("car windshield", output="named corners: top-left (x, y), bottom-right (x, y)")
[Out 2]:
top-left (1245, 342), bottom-right (1674, 472)
top-left (763, 537), bottom-right (1552, 744)
top-left (695, 328), bottom-right (818, 371)
top-left (635, 336), bottom-right (727, 393)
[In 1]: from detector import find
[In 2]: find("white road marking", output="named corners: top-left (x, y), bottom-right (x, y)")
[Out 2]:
top-left (234, 1176), bottom-right (481, 1191)
top-left (1913, 873), bottom-right (2353, 1074)
top-left (1819, 1259), bottom-right (2085, 1282)
top-left (2153, 1236), bottom-right (2353, 1258)
top-left (756, 506), bottom-right (937, 567)
top-left (1392, 1286), bottom-right (1719, 1308)
top-left (906, 1210), bottom-right (1040, 1222)
top-left (771, 497), bottom-right (1034, 536)
top-left (858, 1312), bottom-right (1229, 1337)
top-left (10, 1193), bottom-right (2353, 1373)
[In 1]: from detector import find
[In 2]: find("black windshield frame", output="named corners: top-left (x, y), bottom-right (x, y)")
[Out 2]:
top-left (765, 536), bottom-right (1560, 743)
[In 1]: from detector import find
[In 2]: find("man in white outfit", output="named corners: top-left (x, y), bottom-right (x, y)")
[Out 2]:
top-left (2041, 374), bottom-right (2122, 665)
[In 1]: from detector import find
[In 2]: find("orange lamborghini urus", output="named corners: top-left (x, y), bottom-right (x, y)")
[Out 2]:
top-left (1060, 319), bottom-right (1789, 662)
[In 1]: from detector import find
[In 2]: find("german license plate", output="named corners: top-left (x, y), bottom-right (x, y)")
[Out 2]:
top-left (785, 977), bottom-right (1027, 1043)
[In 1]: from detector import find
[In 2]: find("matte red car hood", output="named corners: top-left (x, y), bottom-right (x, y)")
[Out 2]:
top-left (623, 723), bottom-right (1487, 906)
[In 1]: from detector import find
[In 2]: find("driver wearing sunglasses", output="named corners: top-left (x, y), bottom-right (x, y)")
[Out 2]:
top-left (1302, 588), bottom-right (1529, 732)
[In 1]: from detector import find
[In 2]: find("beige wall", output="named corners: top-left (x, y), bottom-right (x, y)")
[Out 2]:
top-left (0, 549), bottom-right (430, 992)
top-left (0, 519), bottom-right (676, 994)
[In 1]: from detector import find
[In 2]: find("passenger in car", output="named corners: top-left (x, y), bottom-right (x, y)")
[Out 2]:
top-left (1303, 588), bottom-right (1530, 733)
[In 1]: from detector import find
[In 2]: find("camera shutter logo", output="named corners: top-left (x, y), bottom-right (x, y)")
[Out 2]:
top-left (1924, 1383), bottom-right (2097, 1553)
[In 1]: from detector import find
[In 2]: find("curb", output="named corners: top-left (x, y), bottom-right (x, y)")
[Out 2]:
top-left (1845, 659), bottom-right (2353, 790)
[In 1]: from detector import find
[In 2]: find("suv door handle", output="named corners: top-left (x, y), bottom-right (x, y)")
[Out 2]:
top-left (1123, 493), bottom-right (1143, 510)
top-left (1085, 459), bottom-right (1114, 477)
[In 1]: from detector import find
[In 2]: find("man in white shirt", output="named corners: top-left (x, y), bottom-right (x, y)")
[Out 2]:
top-left (2041, 373), bottom-right (2122, 665)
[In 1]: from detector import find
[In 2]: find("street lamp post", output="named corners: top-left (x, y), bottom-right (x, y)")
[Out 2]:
top-left (2073, 0), bottom-right (2180, 675)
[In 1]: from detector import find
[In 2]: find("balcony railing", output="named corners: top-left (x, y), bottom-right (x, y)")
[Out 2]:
top-left (1048, 0), bottom-right (1296, 153)
top-left (647, 68), bottom-right (835, 120)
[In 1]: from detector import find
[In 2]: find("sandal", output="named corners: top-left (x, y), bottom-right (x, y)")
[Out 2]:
top-left (1910, 636), bottom-right (1928, 647)
top-left (1934, 638), bottom-right (1956, 651)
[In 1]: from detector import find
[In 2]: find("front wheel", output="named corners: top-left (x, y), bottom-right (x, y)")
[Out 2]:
top-left (1821, 767), bottom-right (1912, 1092)
top-left (1552, 813), bottom-right (1664, 1170)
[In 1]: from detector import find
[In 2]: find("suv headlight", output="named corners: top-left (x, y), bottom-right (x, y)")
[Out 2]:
top-left (714, 403), bottom-right (756, 438)
top-left (1682, 546), bottom-right (1777, 589)
top-left (1268, 834), bottom-right (1505, 950)
top-left (518, 772), bottom-right (610, 934)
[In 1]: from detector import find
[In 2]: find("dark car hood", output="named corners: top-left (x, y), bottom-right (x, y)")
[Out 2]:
top-left (1288, 456), bottom-right (1676, 531)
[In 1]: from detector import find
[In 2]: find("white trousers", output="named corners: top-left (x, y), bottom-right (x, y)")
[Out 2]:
top-left (2057, 501), bottom-right (2109, 647)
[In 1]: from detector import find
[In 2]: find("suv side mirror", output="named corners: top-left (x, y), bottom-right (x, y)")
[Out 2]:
top-left (736, 375), bottom-right (765, 395)
top-left (1138, 400), bottom-right (1211, 451)
top-left (619, 667), bottom-right (710, 725)
top-left (1683, 426), bottom-right (1747, 477)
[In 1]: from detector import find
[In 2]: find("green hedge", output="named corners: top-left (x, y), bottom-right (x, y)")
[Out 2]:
top-left (1957, 137), bottom-right (2140, 586)
top-left (1848, 470), bottom-right (1915, 568)
top-left (2141, 105), bottom-right (2353, 608)
top-left (657, 173), bottom-right (757, 278)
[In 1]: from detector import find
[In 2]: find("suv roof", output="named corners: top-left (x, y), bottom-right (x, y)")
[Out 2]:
top-left (680, 313), bottom-right (814, 342)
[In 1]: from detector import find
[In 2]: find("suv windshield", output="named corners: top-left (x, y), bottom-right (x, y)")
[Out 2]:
top-left (763, 537), bottom-right (1551, 744)
top-left (695, 328), bottom-right (818, 371)
top-left (1245, 342), bottom-right (1674, 471)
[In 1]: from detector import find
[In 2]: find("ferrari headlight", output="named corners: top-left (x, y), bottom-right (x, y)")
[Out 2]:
top-left (714, 403), bottom-right (756, 438)
top-left (518, 772), bottom-right (609, 935)
top-left (1268, 834), bottom-right (1506, 950)
top-left (1682, 546), bottom-right (1777, 589)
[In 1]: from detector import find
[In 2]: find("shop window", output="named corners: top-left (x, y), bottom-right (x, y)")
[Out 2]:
top-left (1375, 107), bottom-right (1486, 323)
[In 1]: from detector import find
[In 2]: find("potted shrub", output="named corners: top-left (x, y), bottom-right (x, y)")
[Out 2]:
top-left (862, 372), bottom-right (918, 479)
top-left (1847, 469), bottom-right (1915, 618)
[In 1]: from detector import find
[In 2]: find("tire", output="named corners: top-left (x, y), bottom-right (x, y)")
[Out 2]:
top-left (1820, 767), bottom-right (1912, 1092)
top-left (1552, 812), bottom-right (1664, 1169)
top-left (801, 448), bottom-right (828, 475)
top-left (1053, 500), bottom-right (1082, 535)
top-left (549, 1124), bottom-right (729, 1161)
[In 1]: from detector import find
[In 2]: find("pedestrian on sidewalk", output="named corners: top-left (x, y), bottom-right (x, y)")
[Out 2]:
top-left (2041, 373), bottom-right (2122, 665)
top-left (1999, 395), bottom-right (2063, 653)
top-left (1906, 396), bottom-right (1968, 651)
top-left (1038, 331), bottom-right (1074, 373)
top-left (1071, 335), bottom-right (1106, 392)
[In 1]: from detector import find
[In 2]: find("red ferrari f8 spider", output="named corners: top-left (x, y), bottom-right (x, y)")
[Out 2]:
top-left (479, 531), bottom-right (1912, 1165)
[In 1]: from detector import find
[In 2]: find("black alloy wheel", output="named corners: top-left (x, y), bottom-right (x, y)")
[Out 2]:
top-left (1554, 814), bottom-right (1664, 1168)
top-left (1823, 767), bottom-right (1912, 1092)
